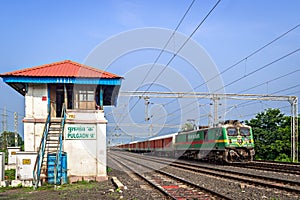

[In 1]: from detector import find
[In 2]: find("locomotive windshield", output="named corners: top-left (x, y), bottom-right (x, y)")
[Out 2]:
top-left (227, 127), bottom-right (238, 136)
top-left (240, 128), bottom-right (250, 136)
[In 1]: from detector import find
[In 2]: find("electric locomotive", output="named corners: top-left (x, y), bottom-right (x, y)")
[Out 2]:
top-left (175, 120), bottom-right (255, 162)
top-left (116, 120), bottom-right (255, 163)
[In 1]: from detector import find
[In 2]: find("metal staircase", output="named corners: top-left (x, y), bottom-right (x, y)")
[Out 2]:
top-left (33, 104), bottom-right (66, 189)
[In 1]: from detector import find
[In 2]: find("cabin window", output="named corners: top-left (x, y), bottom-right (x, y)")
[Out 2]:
top-left (74, 85), bottom-right (96, 110)
top-left (79, 90), bottom-right (94, 102)
top-left (227, 128), bottom-right (238, 136)
top-left (240, 128), bottom-right (250, 136)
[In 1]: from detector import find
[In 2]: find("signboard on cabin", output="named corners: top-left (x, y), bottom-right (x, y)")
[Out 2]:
top-left (65, 124), bottom-right (97, 140)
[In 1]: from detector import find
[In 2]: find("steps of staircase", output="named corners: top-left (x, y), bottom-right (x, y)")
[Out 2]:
top-left (33, 117), bottom-right (65, 188)
top-left (47, 139), bottom-right (60, 141)
top-left (49, 127), bottom-right (62, 130)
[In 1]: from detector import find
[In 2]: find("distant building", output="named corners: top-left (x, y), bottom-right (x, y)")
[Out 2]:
top-left (1, 60), bottom-right (122, 184)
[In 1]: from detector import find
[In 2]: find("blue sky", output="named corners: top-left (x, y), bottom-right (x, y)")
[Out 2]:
top-left (0, 0), bottom-right (299, 141)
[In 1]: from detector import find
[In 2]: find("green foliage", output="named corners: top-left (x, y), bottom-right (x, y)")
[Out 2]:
top-left (0, 132), bottom-right (23, 164)
top-left (245, 108), bottom-right (298, 161)
top-left (5, 169), bottom-right (15, 180)
top-left (0, 131), bottom-right (24, 150)
top-left (106, 167), bottom-right (112, 173)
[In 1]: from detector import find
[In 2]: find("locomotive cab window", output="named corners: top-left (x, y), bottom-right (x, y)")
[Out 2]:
top-left (240, 128), bottom-right (250, 136)
top-left (204, 130), bottom-right (208, 141)
top-left (227, 127), bottom-right (237, 136)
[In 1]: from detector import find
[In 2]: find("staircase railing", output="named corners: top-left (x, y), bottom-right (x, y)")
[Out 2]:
top-left (33, 105), bottom-right (51, 189)
top-left (54, 103), bottom-right (67, 185)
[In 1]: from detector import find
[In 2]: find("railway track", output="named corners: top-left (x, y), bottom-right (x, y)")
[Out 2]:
top-left (242, 160), bottom-right (300, 174)
top-left (109, 153), bottom-right (233, 200)
top-left (110, 150), bottom-right (300, 199)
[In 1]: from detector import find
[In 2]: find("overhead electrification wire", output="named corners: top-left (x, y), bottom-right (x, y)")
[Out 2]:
top-left (238, 69), bottom-right (300, 93)
top-left (192, 23), bottom-right (300, 92)
top-left (148, 24), bottom-right (300, 127)
top-left (113, 0), bottom-right (222, 130)
top-left (138, 0), bottom-right (196, 88)
top-left (142, 0), bottom-right (222, 91)
top-left (271, 84), bottom-right (300, 95)
top-left (113, 9), bottom-right (300, 136)
top-left (151, 48), bottom-right (300, 125)
top-left (215, 69), bottom-right (300, 110)
top-left (171, 90), bottom-right (299, 131)
top-left (216, 48), bottom-right (300, 92)
top-left (188, 69), bottom-right (300, 119)
top-left (158, 24), bottom-right (300, 109)
top-left (216, 83), bottom-right (300, 117)
top-left (287, 90), bottom-right (300, 96)
top-left (109, 0), bottom-right (196, 135)
top-left (127, 0), bottom-right (221, 114)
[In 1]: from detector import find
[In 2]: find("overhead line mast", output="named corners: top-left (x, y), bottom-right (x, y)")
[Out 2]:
top-left (2, 106), bottom-right (7, 132)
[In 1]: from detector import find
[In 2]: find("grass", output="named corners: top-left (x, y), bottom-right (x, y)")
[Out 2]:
top-left (0, 180), bottom-right (99, 193)
top-left (54, 180), bottom-right (99, 191)
top-left (107, 167), bottom-right (113, 173)
top-left (0, 173), bottom-right (120, 199)
top-left (5, 169), bottom-right (15, 180)
top-left (0, 180), bottom-right (106, 200)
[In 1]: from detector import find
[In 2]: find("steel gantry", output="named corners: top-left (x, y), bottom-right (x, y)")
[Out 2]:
top-left (120, 91), bottom-right (298, 162)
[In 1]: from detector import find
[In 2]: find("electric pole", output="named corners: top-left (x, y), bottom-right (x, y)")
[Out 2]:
top-left (14, 112), bottom-right (18, 147)
top-left (2, 106), bottom-right (7, 132)
top-left (144, 97), bottom-right (150, 121)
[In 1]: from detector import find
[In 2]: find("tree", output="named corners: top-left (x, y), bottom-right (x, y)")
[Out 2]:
top-left (0, 131), bottom-right (23, 150)
top-left (245, 108), bottom-right (293, 161)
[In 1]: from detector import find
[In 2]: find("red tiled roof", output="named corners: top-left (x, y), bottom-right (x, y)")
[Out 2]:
top-left (1, 60), bottom-right (121, 79)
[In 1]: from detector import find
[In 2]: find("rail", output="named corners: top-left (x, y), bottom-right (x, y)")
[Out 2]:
top-left (33, 105), bottom-right (51, 189)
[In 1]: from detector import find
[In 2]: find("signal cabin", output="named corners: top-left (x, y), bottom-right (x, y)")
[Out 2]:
top-left (1, 60), bottom-right (122, 184)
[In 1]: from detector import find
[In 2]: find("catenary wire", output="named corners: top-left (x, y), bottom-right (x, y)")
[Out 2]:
top-left (153, 23), bottom-right (300, 109)
top-left (126, 0), bottom-right (222, 114)
top-left (110, 13), bottom-right (300, 137)
top-left (108, 0), bottom-right (196, 135)
top-left (150, 48), bottom-right (300, 125)
top-left (113, 0), bottom-right (222, 131)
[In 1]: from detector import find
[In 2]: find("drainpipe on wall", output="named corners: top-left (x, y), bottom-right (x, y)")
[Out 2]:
top-left (64, 85), bottom-right (68, 110)
top-left (99, 86), bottom-right (103, 110)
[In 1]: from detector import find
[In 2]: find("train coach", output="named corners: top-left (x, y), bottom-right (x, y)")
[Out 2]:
top-left (116, 120), bottom-right (255, 163)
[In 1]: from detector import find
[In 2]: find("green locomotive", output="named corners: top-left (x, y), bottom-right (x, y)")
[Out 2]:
top-left (175, 120), bottom-right (255, 162)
